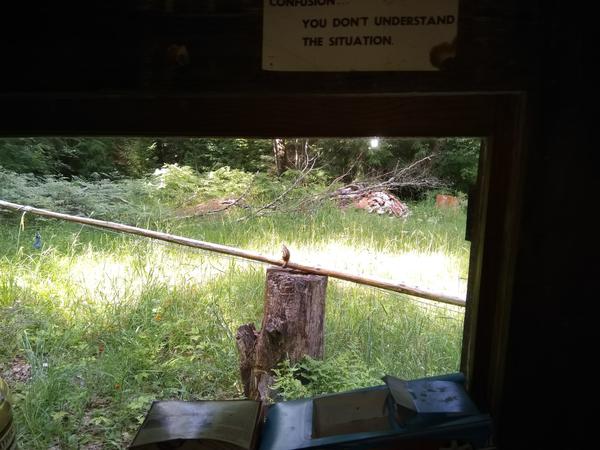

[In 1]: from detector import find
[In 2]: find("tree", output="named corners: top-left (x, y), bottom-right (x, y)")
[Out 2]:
top-left (414, 138), bottom-right (480, 193)
top-left (272, 139), bottom-right (314, 176)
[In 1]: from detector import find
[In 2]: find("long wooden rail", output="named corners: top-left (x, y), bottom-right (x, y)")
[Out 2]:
top-left (0, 199), bottom-right (466, 307)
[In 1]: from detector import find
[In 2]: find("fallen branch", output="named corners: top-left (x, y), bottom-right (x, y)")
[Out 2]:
top-left (332, 155), bottom-right (443, 200)
top-left (239, 157), bottom-right (317, 220)
top-left (176, 189), bottom-right (252, 219)
top-left (281, 155), bottom-right (444, 216)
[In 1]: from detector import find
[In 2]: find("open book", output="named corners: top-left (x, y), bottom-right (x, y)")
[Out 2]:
top-left (128, 400), bottom-right (264, 450)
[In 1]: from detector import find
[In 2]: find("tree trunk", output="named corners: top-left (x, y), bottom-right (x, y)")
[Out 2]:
top-left (272, 138), bottom-right (287, 176)
top-left (236, 267), bottom-right (328, 401)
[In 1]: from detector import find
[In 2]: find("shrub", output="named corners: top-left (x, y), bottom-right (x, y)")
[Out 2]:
top-left (196, 167), bottom-right (254, 200)
top-left (149, 164), bottom-right (202, 206)
top-left (0, 167), bottom-right (155, 221)
top-left (149, 164), bottom-right (255, 206)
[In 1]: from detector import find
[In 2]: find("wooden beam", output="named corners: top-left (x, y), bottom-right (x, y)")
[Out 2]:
top-left (0, 199), bottom-right (465, 307)
top-left (0, 94), bottom-right (495, 138)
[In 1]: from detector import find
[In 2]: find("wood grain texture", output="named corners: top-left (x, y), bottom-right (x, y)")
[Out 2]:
top-left (461, 95), bottom-right (527, 419)
top-left (0, 94), bottom-right (496, 138)
top-left (235, 323), bottom-right (258, 398)
top-left (240, 268), bottom-right (327, 401)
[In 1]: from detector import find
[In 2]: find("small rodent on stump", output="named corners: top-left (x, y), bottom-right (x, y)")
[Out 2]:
top-left (281, 244), bottom-right (290, 267)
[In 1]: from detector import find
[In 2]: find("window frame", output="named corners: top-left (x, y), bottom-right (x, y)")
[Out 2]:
top-left (1, 92), bottom-right (527, 420)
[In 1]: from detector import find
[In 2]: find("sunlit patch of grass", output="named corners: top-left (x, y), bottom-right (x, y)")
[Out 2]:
top-left (0, 200), bottom-right (468, 449)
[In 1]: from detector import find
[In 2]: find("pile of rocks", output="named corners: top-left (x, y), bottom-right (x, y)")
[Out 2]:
top-left (336, 186), bottom-right (409, 217)
top-left (354, 191), bottom-right (409, 217)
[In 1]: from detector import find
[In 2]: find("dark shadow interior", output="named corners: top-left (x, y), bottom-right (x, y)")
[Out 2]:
top-left (0, 1), bottom-right (591, 447)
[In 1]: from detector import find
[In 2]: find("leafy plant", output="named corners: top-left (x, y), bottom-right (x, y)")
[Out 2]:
top-left (0, 167), bottom-right (157, 221)
top-left (149, 164), bottom-right (202, 205)
top-left (272, 353), bottom-right (382, 401)
top-left (415, 138), bottom-right (480, 194)
top-left (195, 167), bottom-right (255, 200)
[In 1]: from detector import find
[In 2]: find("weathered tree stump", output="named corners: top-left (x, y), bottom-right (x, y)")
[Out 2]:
top-left (236, 267), bottom-right (328, 401)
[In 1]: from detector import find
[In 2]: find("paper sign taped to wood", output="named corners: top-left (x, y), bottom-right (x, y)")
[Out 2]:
top-left (262, 0), bottom-right (458, 71)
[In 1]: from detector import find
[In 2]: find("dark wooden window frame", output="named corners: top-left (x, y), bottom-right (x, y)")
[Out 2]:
top-left (2, 92), bottom-right (526, 423)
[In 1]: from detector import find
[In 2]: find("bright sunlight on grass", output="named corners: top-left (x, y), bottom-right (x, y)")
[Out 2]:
top-left (0, 203), bottom-right (467, 449)
top-left (0, 136), bottom-right (479, 448)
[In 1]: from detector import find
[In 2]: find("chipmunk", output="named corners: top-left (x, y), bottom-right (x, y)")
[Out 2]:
top-left (281, 244), bottom-right (290, 268)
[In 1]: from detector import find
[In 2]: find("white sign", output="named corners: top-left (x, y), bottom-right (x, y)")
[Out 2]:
top-left (262, 0), bottom-right (458, 71)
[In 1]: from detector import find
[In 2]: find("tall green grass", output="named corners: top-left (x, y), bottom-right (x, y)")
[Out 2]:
top-left (0, 201), bottom-right (467, 449)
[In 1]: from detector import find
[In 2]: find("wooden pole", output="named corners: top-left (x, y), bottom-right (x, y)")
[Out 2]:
top-left (0, 199), bottom-right (465, 307)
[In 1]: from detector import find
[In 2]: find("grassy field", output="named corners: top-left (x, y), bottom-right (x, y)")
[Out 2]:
top-left (0, 201), bottom-right (468, 449)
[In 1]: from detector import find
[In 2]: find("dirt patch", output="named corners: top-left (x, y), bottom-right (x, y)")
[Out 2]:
top-left (0, 355), bottom-right (31, 385)
top-left (81, 444), bottom-right (104, 450)
top-left (175, 198), bottom-right (243, 218)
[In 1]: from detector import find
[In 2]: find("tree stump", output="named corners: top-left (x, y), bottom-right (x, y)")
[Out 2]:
top-left (236, 267), bottom-right (328, 401)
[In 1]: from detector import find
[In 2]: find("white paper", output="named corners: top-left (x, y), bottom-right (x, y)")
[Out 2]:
top-left (263, 0), bottom-right (459, 71)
